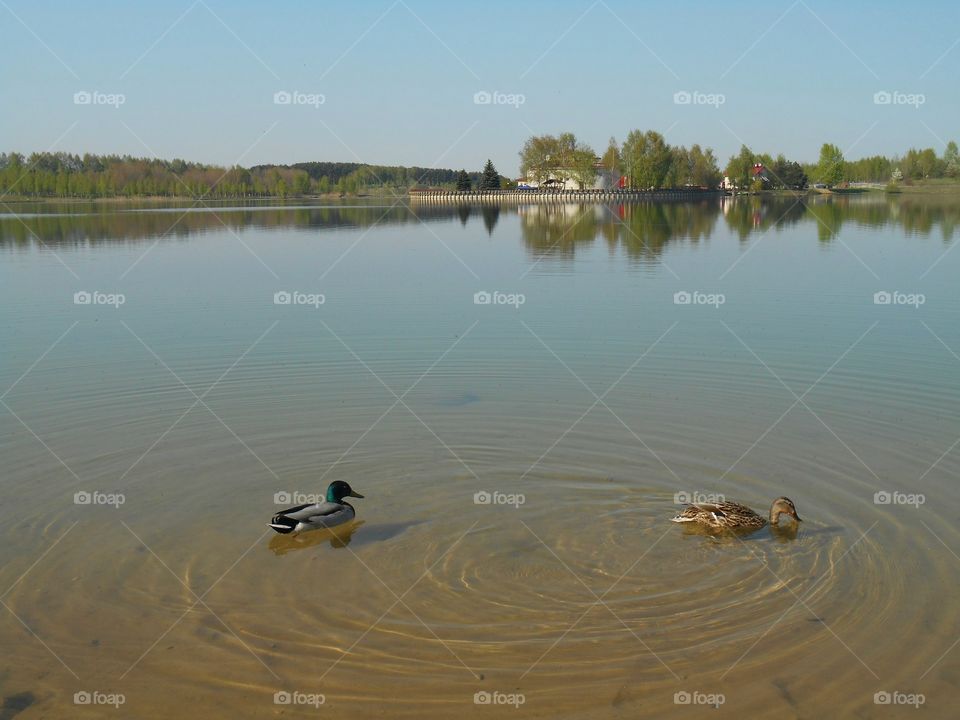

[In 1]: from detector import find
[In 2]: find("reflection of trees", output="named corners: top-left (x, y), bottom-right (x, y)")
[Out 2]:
top-left (721, 194), bottom-right (960, 244)
top-left (2, 195), bottom-right (957, 254)
top-left (721, 196), bottom-right (808, 241)
top-left (0, 202), bottom-right (456, 247)
top-left (517, 204), bottom-right (601, 260)
top-left (519, 200), bottom-right (721, 261)
top-left (481, 206), bottom-right (501, 235)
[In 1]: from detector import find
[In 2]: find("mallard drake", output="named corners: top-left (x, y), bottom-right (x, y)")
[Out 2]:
top-left (269, 481), bottom-right (364, 534)
top-left (671, 497), bottom-right (801, 530)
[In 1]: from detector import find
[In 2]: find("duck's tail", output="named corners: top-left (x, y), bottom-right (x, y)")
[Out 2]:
top-left (268, 513), bottom-right (297, 534)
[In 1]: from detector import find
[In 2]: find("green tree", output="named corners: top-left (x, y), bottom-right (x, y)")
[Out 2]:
top-left (622, 130), bottom-right (672, 189)
top-left (725, 145), bottom-right (756, 190)
top-left (455, 169), bottom-right (472, 191)
top-left (601, 137), bottom-right (620, 173)
top-left (519, 135), bottom-right (558, 183)
top-left (944, 141), bottom-right (960, 178)
top-left (689, 145), bottom-right (721, 188)
top-left (480, 159), bottom-right (500, 190)
top-left (772, 155), bottom-right (808, 190)
top-left (816, 143), bottom-right (845, 186)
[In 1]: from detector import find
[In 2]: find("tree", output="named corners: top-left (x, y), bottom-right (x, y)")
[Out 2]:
top-left (480, 159), bottom-right (500, 190)
top-left (917, 148), bottom-right (940, 178)
top-left (622, 130), bottom-right (672, 189)
top-left (816, 143), bottom-right (845, 186)
top-left (455, 169), bottom-right (472, 191)
top-left (601, 137), bottom-right (620, 173)
top-left (519, 135), bottom-right (558, 184)
top-left (944, 141), bottom-right (960, 178)
top-left (569, 146), bottom-right (598, 189)
top-left (689, 145), bottom-right (721, 188)
top-left (725, 145), bottom-right (756, 190)
top-left (771, 155), bottom-right (808, 190)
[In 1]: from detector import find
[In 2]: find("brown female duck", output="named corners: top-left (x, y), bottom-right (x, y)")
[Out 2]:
top-left (671, 497), bottom-right (802, 530)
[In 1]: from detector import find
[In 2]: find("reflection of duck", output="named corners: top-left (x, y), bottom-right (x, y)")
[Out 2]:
top-left (671, 497), bottom-right (801, 531)
top-left (269, 522), bottom-right (363, 555)
top-left (269, 481), bottom-right (364, 534)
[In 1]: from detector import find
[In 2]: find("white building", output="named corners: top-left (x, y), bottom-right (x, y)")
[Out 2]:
top-left (518, 163), bottom-right (624, 191)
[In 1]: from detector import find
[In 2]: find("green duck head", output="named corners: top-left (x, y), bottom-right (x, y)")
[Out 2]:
top-left (327, 481), bottom-right (365, 503)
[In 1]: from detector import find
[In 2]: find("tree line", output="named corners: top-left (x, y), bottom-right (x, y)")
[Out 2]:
top-left (0, 152), bottom-right (507, 199)
top-left (519, 132), bottom-right (960, 191)
top-left (519, 131), bottom-right (723, 190)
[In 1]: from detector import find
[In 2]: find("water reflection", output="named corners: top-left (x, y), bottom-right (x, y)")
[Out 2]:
top-left (0, 195), bottom-right (957, 251)
top-left (267, 520), bottom-right (422, 555)
top-left (268, 521), bottom-right (364, 554)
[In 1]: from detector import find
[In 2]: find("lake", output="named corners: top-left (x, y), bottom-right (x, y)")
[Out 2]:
top-left (1, 194), bottom-right (958, 718)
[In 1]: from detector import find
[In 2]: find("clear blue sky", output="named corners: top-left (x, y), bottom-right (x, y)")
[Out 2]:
top-left (1, 0), bottom-right (957, 175)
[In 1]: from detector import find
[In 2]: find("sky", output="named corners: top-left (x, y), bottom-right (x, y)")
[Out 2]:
top-left (1, 0), bottom-right (957, 175)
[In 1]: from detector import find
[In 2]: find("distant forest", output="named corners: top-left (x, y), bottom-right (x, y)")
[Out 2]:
top-left (0, 152), bottom-right (505, 199)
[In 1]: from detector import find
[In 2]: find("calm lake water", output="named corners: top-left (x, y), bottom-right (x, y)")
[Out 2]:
top-left (1, 194), bottom-right (959, 718)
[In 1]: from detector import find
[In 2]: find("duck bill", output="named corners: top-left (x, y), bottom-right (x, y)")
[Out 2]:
top-left (348, 490), bottom-right (364, 499)
top-left (792, 512), bottom-right (802, 522)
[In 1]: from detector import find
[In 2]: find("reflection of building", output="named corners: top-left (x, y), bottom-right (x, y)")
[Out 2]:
top-left (518, 161), bottom-right (626, 190)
